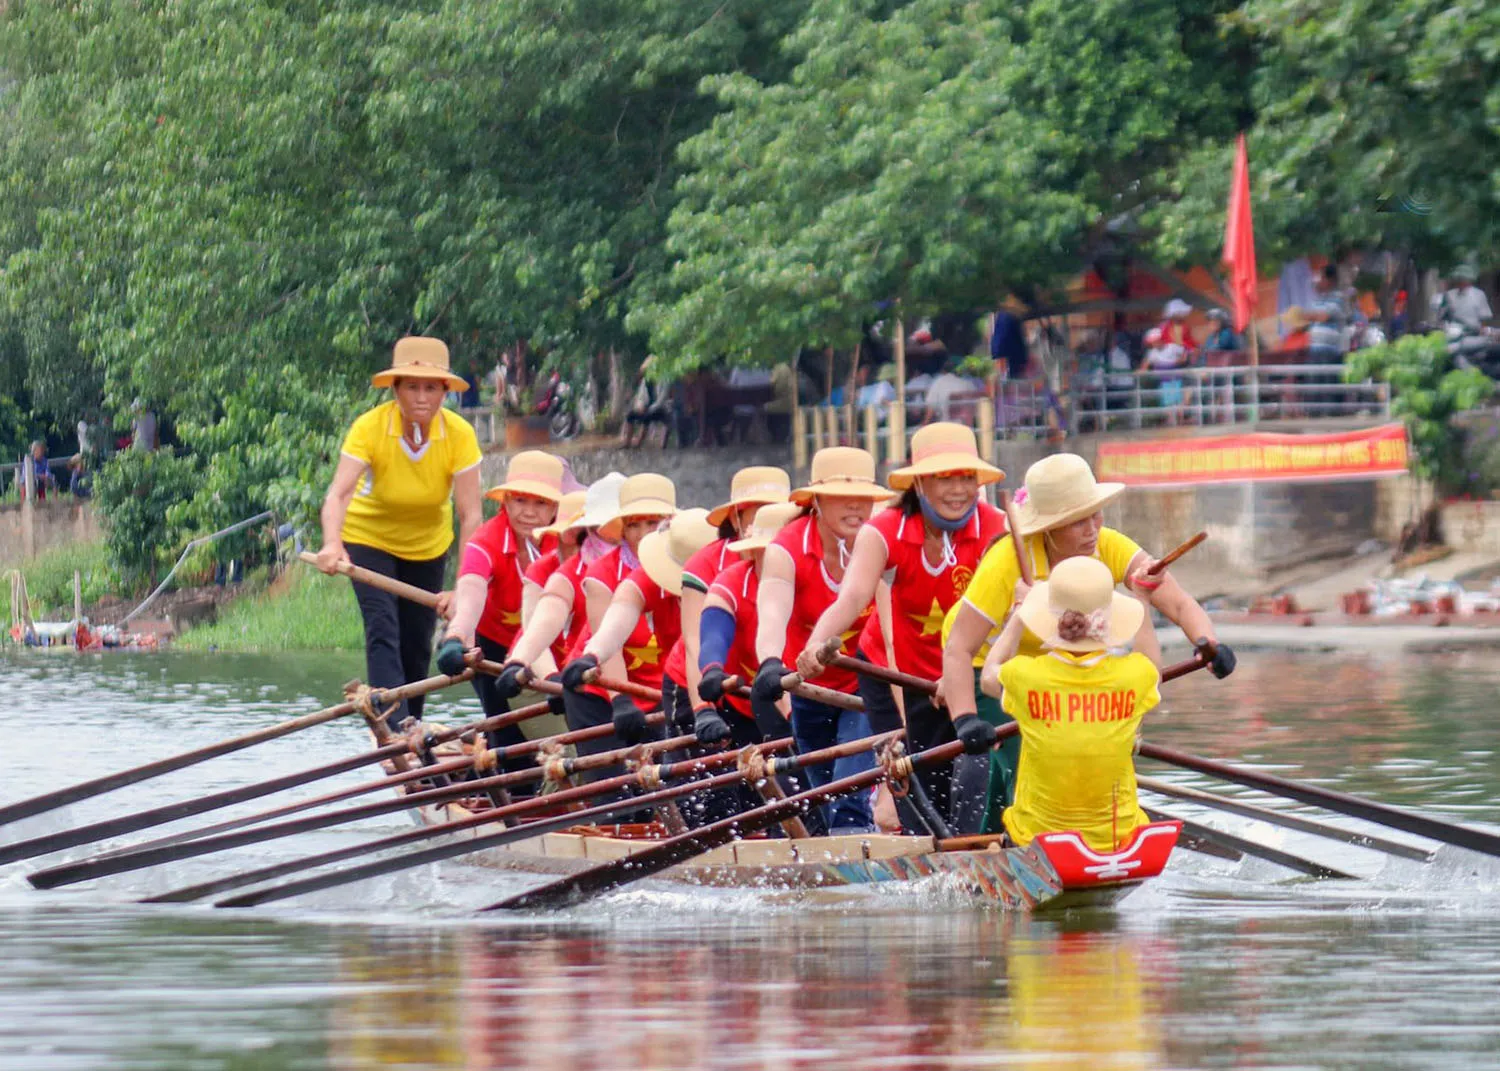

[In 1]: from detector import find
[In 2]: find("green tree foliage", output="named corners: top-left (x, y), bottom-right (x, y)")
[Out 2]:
top-left (1346, 333), bottom-right (1495, 493)
top-left (631, 0), bottom-right (1247, 370)
top-left (92, 449), bottom-right (203, 583)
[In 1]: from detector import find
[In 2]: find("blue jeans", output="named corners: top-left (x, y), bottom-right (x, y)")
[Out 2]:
top-left (791, 695), bottom-right (875, 832)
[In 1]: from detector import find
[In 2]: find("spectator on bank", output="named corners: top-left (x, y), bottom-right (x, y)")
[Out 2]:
top-left (1143, 328), bottom-right (1189, 424)
top-left (621, 356), bottom-right (672, 447)
top-left (131, 400), bottom-right (158, 452)
top-left (27, 441), bottom-right (54, 501)
top-left (905, 322), bottom-right (949, 377)
top-left (919, 358), bottom-right (982, 424)
top-left (1201, 308), bottom-right (1242, 359)
top-left (990, 309), bottom-right (1029, 380)
top-left (1305, 265), bottom-right (1349, 362)
top-left (1158, 299), bottom-right (1198, 354)
top-left (67, 454), bottom-right (92, 499)
top-left (853, 363), bottom-right (897, 410)
top-left (1440, 267), bottom-right (1494, 333)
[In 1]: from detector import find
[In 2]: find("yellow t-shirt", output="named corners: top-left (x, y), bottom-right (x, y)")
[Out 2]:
top-left (999, 649), bottom-right (1160, 851)
top-left (941, 527), bottom-right (1144, 664)
top-left (338, 401), bottom-right (482, 561)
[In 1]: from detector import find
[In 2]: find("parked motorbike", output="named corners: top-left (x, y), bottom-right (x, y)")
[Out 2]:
top-left (534, 372), bottom-right (583, 441)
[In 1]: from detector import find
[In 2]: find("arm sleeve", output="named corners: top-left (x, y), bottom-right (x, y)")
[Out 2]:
top-left (340, 411), bottom-right (373, 464)
top-left (451, 417), bottom-right (483, 474)
top-left (698, 606), bottom-right (737, 669)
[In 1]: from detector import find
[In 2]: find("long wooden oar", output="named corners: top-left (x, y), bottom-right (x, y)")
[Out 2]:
top-left (1147, 532), bottom-right (1207, 576)
top-left (0, 671), bottom-right (469, 830)
top-left (27, 712), bottom-right (668, 889)
top-left (999, 491), bottom-right (1033, 585)
top-left (1138, 741), bottom-right (1500, 859)
top-left (1141, 807), bottom-right (1356, 880)
top-left (0, 687), bottom-right (547, 868)
top-left (482, 731), bottom-right (980, 911)
top-left (299, 551), bottom-right (444, 611)
top-left (87, 697), bottom-right (561, 864)
top-left (209, 741), bottom-right (801, 908)
top-left (824, 647), bottom-right (1215, 696)
top-left (1139, 776), bottom-right (1433, 863)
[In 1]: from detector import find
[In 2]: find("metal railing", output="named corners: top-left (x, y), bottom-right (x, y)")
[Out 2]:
top-left (794, 363), bottom-right (1393, 473)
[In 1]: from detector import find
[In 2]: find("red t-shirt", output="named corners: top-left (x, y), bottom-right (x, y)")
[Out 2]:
top-left (682, 537), bottom-right (735, 595)
top-left (516, 549), bottom-right (572, 665)
top-left (857, 503), bottom-right (1007, 680)
top-left (768, 515), bottom-right (874, 695)
top-left (578, 549), bottom-right (670, 713)
top-left (460, 515), bottom-right (555, 649)
top-left (705, 558), bottom-right (762, 718)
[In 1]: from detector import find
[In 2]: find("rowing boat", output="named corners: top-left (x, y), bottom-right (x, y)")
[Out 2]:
top-left (387, 736), bottom-right (1181, 912)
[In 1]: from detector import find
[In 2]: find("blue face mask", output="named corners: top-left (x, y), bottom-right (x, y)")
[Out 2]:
top-left (917, 492), bottom-right (977, 533)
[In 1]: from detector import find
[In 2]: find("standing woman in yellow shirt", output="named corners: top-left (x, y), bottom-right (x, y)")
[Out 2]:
top-left (941, 452), bottom-right (1232, 826)
top-left (315, 337), bottom-right (484, 729)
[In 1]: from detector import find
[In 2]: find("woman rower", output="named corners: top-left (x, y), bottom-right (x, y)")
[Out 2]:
top-left (487, 474), bottom-right (626, 703)
top-left (553, 474), bottom-right (677, 764)
top-left (794, 424), bottom-right (1006, 832)
top-left (433, 451), bottom-right (563, 753)
top-left (695, 502), bottom-right (820, 827)
top-left (942, 452), bottom-right (1234, 829)
top-left (679, 467), bottom-right (792, 729)
top-left (315, 336), bottom-right (482, 729)
top-left (751, 447), bottom-right (893, 833)
top-left (978, 556), bottom-right (1163, 850)
top-left (519, 488), bottom-right (587, 633)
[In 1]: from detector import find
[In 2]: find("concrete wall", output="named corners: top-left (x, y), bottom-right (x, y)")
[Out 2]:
top-left (1442, 498), bottom-right (1500, 558)
top-left (0, 500), bottom-right (100, 569)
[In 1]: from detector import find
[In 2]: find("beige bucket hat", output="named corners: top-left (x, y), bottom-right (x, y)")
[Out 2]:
top-left (533, 490), bottom-right (587, 539)
top-left (371, 336), bottom-right (469, 392)
top-left (1012, 453), bottom-right (1125, 536)
top-left (888, 423), bottom-right (1005, 491)
top-left (639, 509), bottom-right (719, 595)
top-left (790, 447), bottom-right (893, 506)
top-left (598, 473), bottom-right (677, 541)
top-left (705, 466), bottom-right (792, 527)
top-left (1017, 556), bottom-right (1144, 653)
top-left (727, 502), bottom-right (805, 554)
top-left (484, 450), bottom-right (566, 504)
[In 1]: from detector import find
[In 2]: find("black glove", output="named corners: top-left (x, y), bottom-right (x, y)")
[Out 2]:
top-left (493, 661), bottom-right (529, 701)
top-left (693, 704), bottom-right (733, 747)
top-left (698, 663), bottom-right (728, 704)
top-left (751, 657), bottom-right (789, 704)
top-left (1209, 643), bottom-right (1237, 679)
top-left (750, 693), bottom-right (793, 741)
top-left (542, 672), bottom-right (566, 715)
top-left (561, 654), bottom-right (599, 692)
top-left (611, 694), bottom-right (651, 745)
top-left (435, 637), bottom-right (468, 677)
top-left (953, 713), bottom-right (998, 756)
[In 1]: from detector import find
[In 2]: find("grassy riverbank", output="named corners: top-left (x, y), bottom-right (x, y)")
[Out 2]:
top-left (176, 567), bottom-right (364, 652)
top-left (13, 542), bottom-right (123, 617)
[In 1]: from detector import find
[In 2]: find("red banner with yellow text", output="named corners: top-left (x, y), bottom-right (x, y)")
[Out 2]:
top-left (1095, 424), bottom-right (1410, 487)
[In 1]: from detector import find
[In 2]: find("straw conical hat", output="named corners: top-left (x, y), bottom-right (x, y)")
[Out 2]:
top-left (598, 473), bottom-right (676, 540)
top-left (790, 447), bottom-right (892, 505)
top-left (1012, 454), bottom-right (1124, 536)
top-left (1017, 556), bottom-right (1143, 653)
top-left (706, 466), bottom-right (792, 527)
top-left (726, 502), bottom-right (805, 554)
top-left (371, 336), bottom-right (468, 391)
top-left (639, 509), bottom-right (718, 595)
top-left (534, 490), bottom-right (588, 538)
top-left (484, 450), bottom-right (566, 504)
top-left (887, 423), bottom-right (1004, 491)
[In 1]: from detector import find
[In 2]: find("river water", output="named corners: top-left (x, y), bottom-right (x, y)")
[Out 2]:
top-left (2, 648), bottom-right (1499, 1070)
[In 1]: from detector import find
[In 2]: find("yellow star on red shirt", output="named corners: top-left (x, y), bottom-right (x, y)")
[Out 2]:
top-left (624, 636), bottom-right (661, 670)
top-left (499, 608), bottom-right (522, 627)
top-left (908, 598), bottom-right (946, 638)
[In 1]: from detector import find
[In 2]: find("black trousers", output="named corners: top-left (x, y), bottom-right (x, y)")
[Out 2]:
top-left (470, 631), bottom-right (538, 790)
top-left (345, 542), bottom-right (446, 731)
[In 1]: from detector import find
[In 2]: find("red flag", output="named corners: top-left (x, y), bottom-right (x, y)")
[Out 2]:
top-left (1222, 133), bottom-right (1257, 334)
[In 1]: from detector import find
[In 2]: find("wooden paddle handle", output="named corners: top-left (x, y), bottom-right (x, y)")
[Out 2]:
top-left (826, 653), bottom-right (938, 697)
top-left (1146, 532), bottom-right (1207, 576)
top-left (300, 551), bottom-right (441, 610)
top-left (1000, 491), bottom-right (1033, 586)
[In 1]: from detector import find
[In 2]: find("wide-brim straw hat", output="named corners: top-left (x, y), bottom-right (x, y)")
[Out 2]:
top-left (727, 501), bottom-right (805, 554)
top-left (790, 447), bottom-right (893, 506)
top-left (706, 466), bottom-right (792, 526)
top-left (1017, 556), bottom-right (1144, 653)
top-left (557, 472), bottom-right (627, 534)
top-left (598, 473), bottom-right (677, 541)
top-left (888, 423), bottom-right (1004, 491)
top-left (533, 490), bottom-right (588, 539)
top-left (1012, 453), bottom-right (1125, 536)
top-left (371, 336), bottom-right (469, 392)
top-left (639, 509), bottom-right (718, 596)
top-left (484, 450), bottom-right (566, 504)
